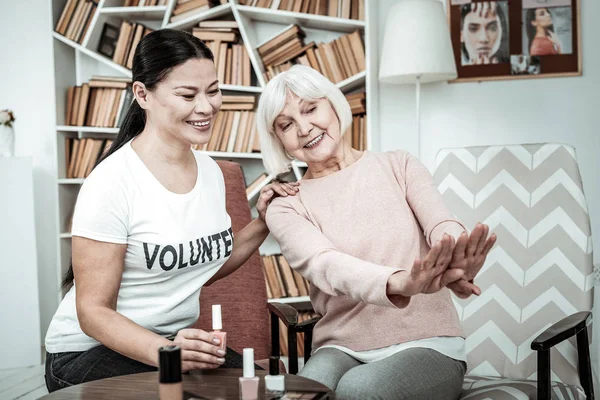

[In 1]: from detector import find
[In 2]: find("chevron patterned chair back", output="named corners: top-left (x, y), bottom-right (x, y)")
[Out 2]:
top-left (433, 143), bottom-right (595, 399)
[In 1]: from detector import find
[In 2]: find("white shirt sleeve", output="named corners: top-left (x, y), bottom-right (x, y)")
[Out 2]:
top-left (71, 169), bottom-right (129, 244)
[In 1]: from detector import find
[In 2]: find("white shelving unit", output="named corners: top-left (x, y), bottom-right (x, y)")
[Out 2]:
top-left (50, 0), bottom-right (379, 319)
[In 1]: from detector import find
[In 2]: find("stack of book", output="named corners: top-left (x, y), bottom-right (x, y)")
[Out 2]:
top-left (64, 138), bottom-right (113, 179)
top-left (170, 0), bottom-right (228, 23)
top-left (278, 311), bottom-right (320, 357)
top-left (259, 25), bottom-right (365, 83)
top-left (110, 21), bottom-right (154, 69)
top-left (344, 92), bottom-right (366, 151)
top-left (65, 77), bottom-right (133, 128)
top-left (55, 0), bottom-right (98, 44)
top-left (122, 0), bottom-right (169, 5)
top-left (192, 21), bottom-right (252, 86)
top-left (262, 254), bottom-right (310, 299)
top-left (241, 0), bottom-right (364, 20)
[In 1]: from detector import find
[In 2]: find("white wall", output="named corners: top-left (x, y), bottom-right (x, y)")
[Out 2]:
top-left (0, 1), bottom-right (59, 347)
top-left (376, 0), bottom-right (600, 387)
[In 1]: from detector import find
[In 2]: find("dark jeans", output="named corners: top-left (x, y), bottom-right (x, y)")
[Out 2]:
top-left (45, 345), bottom-right (250, 393)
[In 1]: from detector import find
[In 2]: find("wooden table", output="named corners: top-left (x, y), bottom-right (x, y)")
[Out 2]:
top-left (39, 369), bottom-right (333, 399)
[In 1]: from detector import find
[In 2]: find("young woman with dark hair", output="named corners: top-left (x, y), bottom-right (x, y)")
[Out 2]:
top-left (44, 29), bottom-right (298, 393)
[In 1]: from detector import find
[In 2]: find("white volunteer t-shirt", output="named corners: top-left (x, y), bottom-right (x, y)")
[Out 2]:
top-left (45, 140), bottom-right (232, 353)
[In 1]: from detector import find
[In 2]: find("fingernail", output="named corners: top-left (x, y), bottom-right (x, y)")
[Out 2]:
top-left (217, 349), bottom-right (226, 356)
top-left (217, 357), bottom-right (225, 363)
top-left (213, 338), bottom-right (220, 344)
top-left (267, 190), bottom-right (273, 195)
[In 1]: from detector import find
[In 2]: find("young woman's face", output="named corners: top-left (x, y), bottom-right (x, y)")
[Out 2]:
top-left (147, 58), bottom-right (222, 146)
top-left (461, 8), bottom-right (501, 61)
top-left (532, 8), bottom-right (553, 29)
top-left (273, 92), bottom-right (341, 163)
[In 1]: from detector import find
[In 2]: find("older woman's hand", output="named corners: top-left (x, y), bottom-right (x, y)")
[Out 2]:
top-left (256, 180), bottom-right (300, 222)
top-left (446, 223), bottom-right (497, 299)
top-left (387, 234), bottom-right (465, 298)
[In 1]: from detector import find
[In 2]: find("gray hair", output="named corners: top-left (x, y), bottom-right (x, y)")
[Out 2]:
top-left (256, 65), bottom-right (352, 176)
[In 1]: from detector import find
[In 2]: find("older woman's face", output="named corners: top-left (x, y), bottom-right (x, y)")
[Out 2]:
top-left (273, 92), bottom-right (341, 163)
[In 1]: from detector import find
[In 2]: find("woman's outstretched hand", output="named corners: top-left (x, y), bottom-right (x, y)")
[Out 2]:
top-left (256, 180), bottom-right (300, 222)
top-left (387, 234), bottom-right (465, 298)
top-left (446, 223), bottom-right (497, 299)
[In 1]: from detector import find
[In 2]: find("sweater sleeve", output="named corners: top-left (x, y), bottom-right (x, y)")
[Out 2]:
top-left (265, 198), bottom-right (406, 308)
top-left (393, 151), bottom-right (467, 245)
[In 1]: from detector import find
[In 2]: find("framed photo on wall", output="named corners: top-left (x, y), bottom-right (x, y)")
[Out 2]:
top-left (447, 0), bottom-right (581, 82)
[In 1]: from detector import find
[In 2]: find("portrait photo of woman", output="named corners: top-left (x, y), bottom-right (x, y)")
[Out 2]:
top-left (460, 1), bottom-right (510, 65)
top-left (524, 6), bottom-right (573, 56)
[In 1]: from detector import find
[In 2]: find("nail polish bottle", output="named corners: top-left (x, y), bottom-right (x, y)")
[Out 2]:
top-left (159, 345), bottom-right (183, 400)
top-left (239, 348), bottom-right (259, 400)
top-left (264, 356), bottom-right (285, 395)
top-left (210, 304), bottom-right (227, 351)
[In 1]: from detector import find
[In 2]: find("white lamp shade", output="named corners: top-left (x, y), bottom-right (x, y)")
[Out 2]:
top-left (379, 0), bottom-right (457, 84)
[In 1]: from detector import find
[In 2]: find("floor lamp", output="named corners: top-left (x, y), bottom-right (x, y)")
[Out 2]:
top-left (378, 0), bottom-right (458, 159)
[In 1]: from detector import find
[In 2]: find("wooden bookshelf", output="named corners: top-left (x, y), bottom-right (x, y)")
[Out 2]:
top-left (50, 0), bottom-right (379, 337)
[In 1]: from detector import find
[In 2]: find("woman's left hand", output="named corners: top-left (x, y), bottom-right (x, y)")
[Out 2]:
top-left (256, 180), bottom-right (300, 222)
top-left (447, 223), bottom-right (497, 299)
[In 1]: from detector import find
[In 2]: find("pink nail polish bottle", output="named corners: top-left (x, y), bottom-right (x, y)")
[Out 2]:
top-left (210, 304), bottom-right (227, 351)
top-left (239, 348), bottom-right (259, 400)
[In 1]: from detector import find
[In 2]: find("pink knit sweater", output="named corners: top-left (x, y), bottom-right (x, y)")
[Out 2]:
top-left (265, 150), bottom-right (466, 352)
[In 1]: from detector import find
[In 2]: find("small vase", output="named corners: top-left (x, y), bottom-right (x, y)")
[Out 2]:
top-left (0, 125), bottom-right (15, 157)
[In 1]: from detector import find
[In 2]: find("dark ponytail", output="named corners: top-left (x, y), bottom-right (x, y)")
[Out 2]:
top-left (61, 29), bottom-right (214, 290)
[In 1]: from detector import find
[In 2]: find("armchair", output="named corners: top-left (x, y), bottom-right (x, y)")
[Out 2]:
top-left (433, 143), bottom-right (595, 399)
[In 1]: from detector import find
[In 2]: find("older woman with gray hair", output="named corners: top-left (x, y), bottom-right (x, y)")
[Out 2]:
top-left (256, 65), bottom-right (496, 400)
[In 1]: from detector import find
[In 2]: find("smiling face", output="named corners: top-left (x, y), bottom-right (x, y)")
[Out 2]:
top-left (461, 10), bottom-right (502, 60)
top-left (273, 92), bottom-right (342, 163)
top-left (143, 58), bottom-right (222, 146)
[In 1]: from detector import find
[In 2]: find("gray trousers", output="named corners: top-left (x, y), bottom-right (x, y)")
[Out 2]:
top-left (298, 347), bottom-right (466, 400)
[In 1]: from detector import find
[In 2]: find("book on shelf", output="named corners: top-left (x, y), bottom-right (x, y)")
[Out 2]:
top-left (278, 311), bottom-right (319, 357)
top-left (192, 21), bottom-right (252, 86)
top-left (169, 0), bottom-right (228, 23)
top-left (245, 172), bottom-right (269, 196)
top-left (122, 0), bottom-right (169, 6)
top-left (240, 0), bottom-right (364, 20)
top-left (65, 138), bottom-right (113, 179)
top-left (65, 77), bottom-right (133, 128)
top-left (108, 21), bottom-right (154, 69)
top-left (262, 254), bottom-right (310, 299)
top-left (55, 0), bottom-right (98, 44)
top-left (259, 25), bottom-right (365, 83)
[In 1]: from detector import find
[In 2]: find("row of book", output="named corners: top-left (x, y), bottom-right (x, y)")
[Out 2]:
top-left (189, 100), bottom-right (261, 154)
top-left (259, 25), bottom-right (365, 83)
top-left (262, 254), bottom-right (310, 299)
top-left (64, 77), bottom-right (133, 127)
top-left (122, 0), bottom-right (169, 6)
top-left (278, 311), bottom-right (320, 357)
top-left (55, 0), bottom-right (98, 44)
top-left (241, 0), bottom-right (364, 21)
top-left (192, 21), bottom-right (253, 86)
top-left (65, 138), bottom-right (113, 179)
top-left (110, 21), bottom-right (154, 69)
top-left (170, 0), bottom-right (228, 23)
